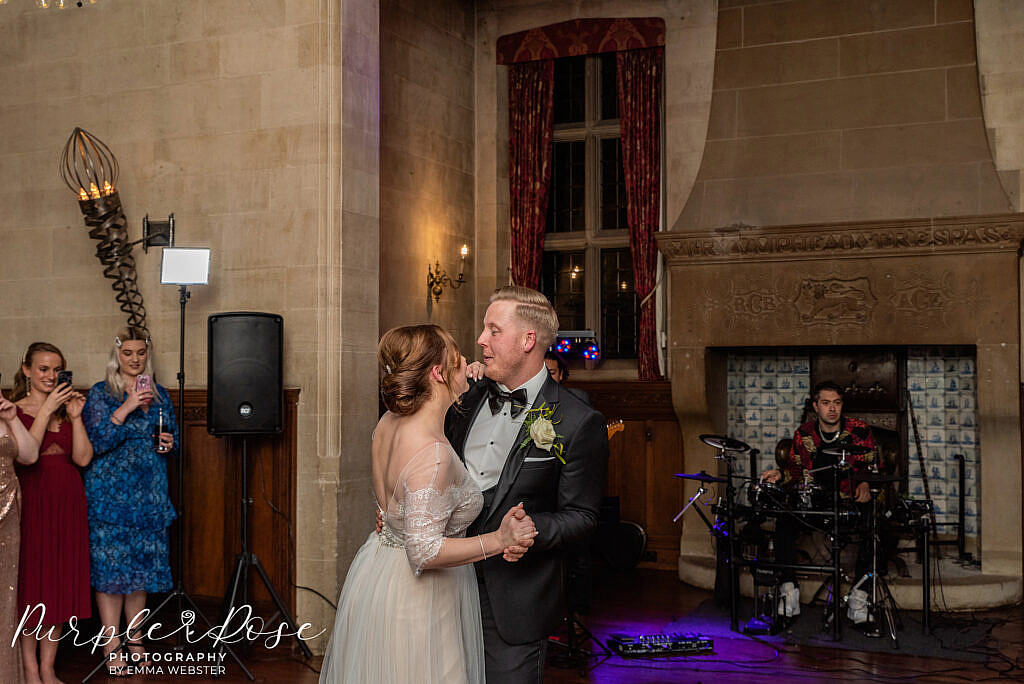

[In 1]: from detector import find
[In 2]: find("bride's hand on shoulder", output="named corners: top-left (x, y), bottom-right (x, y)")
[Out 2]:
top-left (466, 361), bottom-right (486, 382)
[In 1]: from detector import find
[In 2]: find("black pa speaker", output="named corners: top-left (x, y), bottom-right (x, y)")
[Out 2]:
top-left (207, 312), bottom-right (283, 435)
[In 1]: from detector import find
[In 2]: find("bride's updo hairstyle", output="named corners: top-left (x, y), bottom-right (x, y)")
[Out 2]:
top-left (378, 324), bottom-right (462, 416)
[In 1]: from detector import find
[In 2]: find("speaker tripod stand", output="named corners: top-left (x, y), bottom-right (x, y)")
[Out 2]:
top-left (215, 437), bottom-right (312, 678)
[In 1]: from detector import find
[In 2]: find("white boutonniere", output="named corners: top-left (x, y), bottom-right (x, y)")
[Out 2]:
top-left (519, 403), bottom-right (565, 463)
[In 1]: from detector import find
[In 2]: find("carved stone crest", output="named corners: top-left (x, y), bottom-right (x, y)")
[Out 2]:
top-left (794, 277), bottom-right (876, 325)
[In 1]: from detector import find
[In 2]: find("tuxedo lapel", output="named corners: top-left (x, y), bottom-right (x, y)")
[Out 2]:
top-left (448, 381), bottom-right (490, 462)
top-left (483, 375), bottom-right (561, 525)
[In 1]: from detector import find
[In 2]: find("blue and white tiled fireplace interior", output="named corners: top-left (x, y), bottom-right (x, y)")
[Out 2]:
top-left (725, 349), bottom-right (979, 546)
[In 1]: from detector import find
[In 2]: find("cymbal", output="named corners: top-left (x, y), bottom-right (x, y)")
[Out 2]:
top-left (852, 471), bottom-right (901, 484)
top-left (820, 444), bottom-right (872, 457)
top-left (675, 470), bottom-right (727, 484)
top-left (699, 434), bottom-right (750, 452)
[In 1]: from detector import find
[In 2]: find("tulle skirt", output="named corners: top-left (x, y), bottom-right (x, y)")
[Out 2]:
top-left (320, 532), bottom-right (484, 684)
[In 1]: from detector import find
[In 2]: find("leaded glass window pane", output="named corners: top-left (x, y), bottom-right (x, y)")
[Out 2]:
top-left (600, 248), bottom-right (637, 358)
top-left (541, 250), bottom-right (586, 331)
top-left (547, 140), bottom-right (585, 233)
top-left (553, 56), bottom-right (586, 125)
top-left (600, 137), bottom-right (628, 231)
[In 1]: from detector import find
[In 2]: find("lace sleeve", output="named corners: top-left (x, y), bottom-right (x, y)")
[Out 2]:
top-left (83, 384), bottom-right (130, 456)
top-left (401, 443), bottom-right (458, 576)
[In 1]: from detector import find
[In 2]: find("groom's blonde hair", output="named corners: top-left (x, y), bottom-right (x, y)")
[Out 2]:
top-left (489, 286), bottom-right (559, 350)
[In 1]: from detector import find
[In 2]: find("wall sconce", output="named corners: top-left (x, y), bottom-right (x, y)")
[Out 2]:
top-left (427, 244), bottom-right (468, 302)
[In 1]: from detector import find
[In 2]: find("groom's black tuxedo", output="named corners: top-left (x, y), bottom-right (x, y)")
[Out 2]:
top-left (445, 375), bottom-right (609, 644)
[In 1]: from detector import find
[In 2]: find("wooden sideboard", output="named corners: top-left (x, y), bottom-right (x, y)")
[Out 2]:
top-left (569, 381), bottom-right (683, 569)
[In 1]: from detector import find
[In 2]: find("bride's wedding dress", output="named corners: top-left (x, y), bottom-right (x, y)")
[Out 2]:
top-left (319, 441), bottom-right (485, 683)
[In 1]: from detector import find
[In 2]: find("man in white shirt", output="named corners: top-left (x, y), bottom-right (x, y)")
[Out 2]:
top-left (445, 286), bottom-right (609, 683)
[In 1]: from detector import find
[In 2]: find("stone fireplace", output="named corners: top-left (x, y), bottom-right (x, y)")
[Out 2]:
top-left (657, 213), bottom-right (1024, 606)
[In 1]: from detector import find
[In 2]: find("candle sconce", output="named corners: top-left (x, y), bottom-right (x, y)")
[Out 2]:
top-left (60, 127), bottom-right (150, 333)
top-left (427, 244), bottom-right (468, 302)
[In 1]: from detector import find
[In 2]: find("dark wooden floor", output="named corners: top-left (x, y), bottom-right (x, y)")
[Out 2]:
top-left (50, 567), bottom-right (1024, 683)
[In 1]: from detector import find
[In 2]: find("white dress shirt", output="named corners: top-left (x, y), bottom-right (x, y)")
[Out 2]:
top-left (464, 366), bottom-right (550, 491)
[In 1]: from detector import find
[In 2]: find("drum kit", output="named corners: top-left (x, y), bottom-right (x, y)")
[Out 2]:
top-left (674, 433), bottom-right (901, 643)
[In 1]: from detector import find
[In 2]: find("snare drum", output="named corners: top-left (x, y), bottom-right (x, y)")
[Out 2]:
top-left (747, 481), bottom-right (790, 511)
top-left (795, 482), bottom-right (828, 511)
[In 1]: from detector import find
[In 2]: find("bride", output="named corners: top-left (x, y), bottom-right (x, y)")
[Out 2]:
top-left (320, 325), bottom-right (537, 683)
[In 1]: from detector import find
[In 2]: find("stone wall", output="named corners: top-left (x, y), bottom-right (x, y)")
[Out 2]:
top-left (379, 0), bottom-right (477, 352)
top-left (680, 0), bottom-right (1013, 229)
top-left (0, 0), bottom-right (381, 650)
top-left (975, 0), bottom-right (1024, 210)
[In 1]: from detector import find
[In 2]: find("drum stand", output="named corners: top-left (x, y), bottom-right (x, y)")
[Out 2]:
top-left (677, 436), bottom-right (755, 635)
top-left (718, 448), bottom-right (740, 632)
top-left (804, 461), bottom-right (847, 643)
top-left (846, 483), bottom-right (901, 646)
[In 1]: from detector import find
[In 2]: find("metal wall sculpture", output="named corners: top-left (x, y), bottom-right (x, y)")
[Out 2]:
top-left (60, 127), bottom-right (148, 334)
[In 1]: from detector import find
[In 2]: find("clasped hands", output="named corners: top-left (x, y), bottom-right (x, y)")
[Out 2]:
top-left (496, 503), bottom-right (537, 562)
top-left (375, 503), bottom-right (538, 562)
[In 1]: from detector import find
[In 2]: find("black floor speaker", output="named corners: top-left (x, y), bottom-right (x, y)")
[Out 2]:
top-left (207, 312), bottom-right (283, 435)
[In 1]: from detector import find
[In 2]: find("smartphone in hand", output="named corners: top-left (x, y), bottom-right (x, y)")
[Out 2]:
top-left (57, 370), bottom-right (73, 387)
top-left (136, 374), bottom-right (152, 392)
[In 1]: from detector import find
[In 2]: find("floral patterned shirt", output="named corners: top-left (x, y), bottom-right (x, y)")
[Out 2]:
top-left (784, 415), bottom-right (877, 498)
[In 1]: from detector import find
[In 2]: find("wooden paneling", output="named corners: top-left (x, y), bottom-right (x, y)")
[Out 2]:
top-left (570, 381), bottom-right (683, 569)
top-left (168, 388), bottom-right (299, 616)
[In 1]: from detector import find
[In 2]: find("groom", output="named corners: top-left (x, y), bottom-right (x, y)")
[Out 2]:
top-left (446, 286), bottom-right (609, 683)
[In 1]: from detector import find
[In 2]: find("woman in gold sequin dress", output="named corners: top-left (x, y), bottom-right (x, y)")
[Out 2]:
top-left (0, 392), bottom-right (41, 683)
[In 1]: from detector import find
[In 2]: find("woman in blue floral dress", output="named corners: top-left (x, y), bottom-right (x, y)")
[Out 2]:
top-left (82, 327), bottom-right (178, 666)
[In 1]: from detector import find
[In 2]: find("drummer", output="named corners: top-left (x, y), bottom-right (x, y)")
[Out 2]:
top-left (760, 381), bottom-right (879, 610)
top-left (761, 381), bottom-right (877, 501)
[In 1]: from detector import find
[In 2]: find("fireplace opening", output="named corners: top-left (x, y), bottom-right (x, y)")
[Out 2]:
top-left (708, 345), bottom-right (980, 557)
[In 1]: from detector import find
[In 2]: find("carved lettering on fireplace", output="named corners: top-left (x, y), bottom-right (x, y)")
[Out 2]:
top-left (704, 282), bottom-right (781, 323)
top-left (889, 274), bottom-right (953, 313)
top-left (794, 276), bottom-right (876, 325)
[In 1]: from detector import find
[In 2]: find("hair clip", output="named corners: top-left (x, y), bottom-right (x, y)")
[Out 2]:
top-left (115, 336), bottom-right (122, 348)
top-left (384, 364), bottom-right (392, 375)
top-left (146, 336), bottom-right (152, 347)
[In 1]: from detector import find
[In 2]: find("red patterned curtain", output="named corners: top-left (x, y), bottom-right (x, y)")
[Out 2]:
top-left (617, 47), bottom-right (663, 380)
top-left (508, 60), bottom-right (555, 288)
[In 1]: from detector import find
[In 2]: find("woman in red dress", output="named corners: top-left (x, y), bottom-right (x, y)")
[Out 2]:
top-left (10, 343), bottom-right (93, 684)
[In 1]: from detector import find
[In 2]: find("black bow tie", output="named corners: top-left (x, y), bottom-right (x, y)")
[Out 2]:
top-left (487, 385), bottom-right (528, 418)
